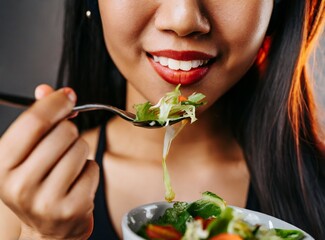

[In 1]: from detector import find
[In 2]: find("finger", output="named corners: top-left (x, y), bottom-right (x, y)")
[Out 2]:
top-left (0, 88), bottom-right (77, 170)
top-left (64, 161), bottom-right (99, 213)
top-left (43, 138), bottom-right (89, 195)
top-left (34, 84), bottom-right (55, 100)
top-left (15, 120), bottom-right (80, 186)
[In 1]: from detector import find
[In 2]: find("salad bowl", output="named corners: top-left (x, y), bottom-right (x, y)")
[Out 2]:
top-left (121, 201), bottom-right (314, 240)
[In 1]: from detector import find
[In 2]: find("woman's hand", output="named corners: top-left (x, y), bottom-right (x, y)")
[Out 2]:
top-left (0, 85), bottom-right (99, 240)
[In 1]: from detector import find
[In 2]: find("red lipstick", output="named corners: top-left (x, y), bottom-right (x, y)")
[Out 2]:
top-left (148, 50), bottom-right (214, 85)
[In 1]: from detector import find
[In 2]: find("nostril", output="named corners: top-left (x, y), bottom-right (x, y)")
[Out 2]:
top-left (154, 3), bottom-right (211, 37)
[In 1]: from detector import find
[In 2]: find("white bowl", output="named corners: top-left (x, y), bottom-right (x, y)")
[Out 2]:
top-left (121, 201), bottom-right (314, 240)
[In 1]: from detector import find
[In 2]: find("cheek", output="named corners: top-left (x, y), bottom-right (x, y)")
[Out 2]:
top-left (212, 1), bottom-right (273, 68)
top-left (99, 1), bottom-right (133, 48)
top-left (201, 2), bottom-right (273, 106)
top-left (98, 0), bottom-right (157, 86)
top-left (99, 1), bottom-right (153, 50)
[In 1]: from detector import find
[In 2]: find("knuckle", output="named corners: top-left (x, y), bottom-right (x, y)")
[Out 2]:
top-left (5, 179), bottom-right (31, 209)
top-left (32, 197), bottom-right (56, 218)
top-left (60, 198), bottom-right (94, 221)
top-left (59, 203), bottom-right (80, 221)
top-left (22, 110), bottom-right (53, 135)
top-left (81, 198), bottom-right (95, 217)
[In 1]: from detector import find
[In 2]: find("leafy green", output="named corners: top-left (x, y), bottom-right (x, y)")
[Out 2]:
top-left (274, 229), bottom-right (306, 240)
top-left (134, 84), bottom-right (206, 126)
top-left (187, 191), bottom-right (227, 219)
top-left (138, 191), bottom-right (307, 240)
top-left (226, 217), bottom-right (256, 239)
top-left (133, 102), bottom-right (157, 121)
top-left (139, 192), bottom-right (227, 237)
top-left (154, 202), bottom-right (192, 234)
top-left (207, 207), bottom-right (234, 237)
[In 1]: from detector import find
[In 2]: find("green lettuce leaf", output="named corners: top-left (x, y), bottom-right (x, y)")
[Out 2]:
top-left (187, 191), bottom-right (227, 219)
top-left (275, 229), bottom-right (305, 240)
top-left (134, 84), bottom-right (206, 126)
top-left (154, 202), bottom-right (192, 234)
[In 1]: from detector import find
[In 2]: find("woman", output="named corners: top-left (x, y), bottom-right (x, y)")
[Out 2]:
top-left (0, 0), bottom-right (324, 239)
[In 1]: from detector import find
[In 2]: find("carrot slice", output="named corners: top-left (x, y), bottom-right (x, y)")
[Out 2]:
top-left (178, 95), bottom-right (188, 102)
top-left (209, 233), bottom-right (243, 240)
top-left (146, 224), bottom-right (182, 240)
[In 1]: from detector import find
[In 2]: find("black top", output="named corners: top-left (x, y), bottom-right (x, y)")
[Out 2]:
top-left (89, 124), bottom-right (119, 240)
top-left (89, 125), bottom-right (261, 240)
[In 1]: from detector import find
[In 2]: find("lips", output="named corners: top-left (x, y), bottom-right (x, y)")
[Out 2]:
top-left (148, 50), bottom-right (214, 85)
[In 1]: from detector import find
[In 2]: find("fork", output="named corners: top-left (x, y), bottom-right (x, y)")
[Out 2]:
top-left (0, 92), bottom-right (182, 128)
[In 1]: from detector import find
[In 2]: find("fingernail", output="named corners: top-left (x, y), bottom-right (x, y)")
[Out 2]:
top-left (63, 88), bottom-right (77, 103)
top-left (35, 87), bottom-right (45, 99)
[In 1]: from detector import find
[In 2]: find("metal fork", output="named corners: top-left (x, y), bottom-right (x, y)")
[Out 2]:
top-left (0, 92), bottom-right (182, 128)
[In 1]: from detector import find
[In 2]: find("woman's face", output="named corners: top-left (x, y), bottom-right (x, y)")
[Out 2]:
top-left (98, 0), bottom-right (273, 110)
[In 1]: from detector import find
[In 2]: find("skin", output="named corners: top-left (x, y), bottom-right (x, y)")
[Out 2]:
top-left (99, 0), bottom-right (273, 111)
top-left (0, 1), bottom-right (273, 239)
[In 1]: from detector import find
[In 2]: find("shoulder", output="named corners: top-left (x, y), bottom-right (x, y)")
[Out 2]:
top-left (81, 125), bottom-right (102, 160)
top-left (0, 199), bottom-right (21, 238)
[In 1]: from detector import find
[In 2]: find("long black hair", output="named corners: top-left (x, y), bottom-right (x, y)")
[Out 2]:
top-left (57, 0), bottom-right (325, 238)
top-left (57, 0), bottom-right (126, 131)
top-left (224, 1), bottom-right (325, 238)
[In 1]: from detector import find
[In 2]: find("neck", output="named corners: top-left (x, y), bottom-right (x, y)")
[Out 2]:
top-left (107, 96), bottom-right (242, 165)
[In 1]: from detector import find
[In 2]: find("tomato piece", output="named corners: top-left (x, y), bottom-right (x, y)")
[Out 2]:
top-left (178, 95), bottom-right (188, 102)
top-left (209, 233), bottom-right (243, 240)
top-left (194, 216), bottom-right (216, 229)
top-left (146, 224), bottom-right (182, 240)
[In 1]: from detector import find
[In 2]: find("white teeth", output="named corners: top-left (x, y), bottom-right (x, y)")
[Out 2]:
top-left (168, 59), bottom-right (180, 70)
top-left (159, 57), bottom-right (168, 66)
top-left (153, 55), bottom-right (159, 62)
top-left (191, 60), bottom-right (201, 68)
top-left (179, 61), bottom-right (192, 71)
top-left (153, 55), bottom-right (209, 71)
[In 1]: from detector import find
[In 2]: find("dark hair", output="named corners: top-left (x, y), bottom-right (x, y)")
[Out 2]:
top-left (224, 1), bottom-right (325, 238)
top-left (57, 0), bottom-right (126, 131)
top-left (58, 0), bottom-right (325, 238)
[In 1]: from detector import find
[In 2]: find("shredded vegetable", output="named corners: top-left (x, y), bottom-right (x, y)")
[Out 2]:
top-left (134, 85), bottom-right (206, 202)
top-left (134, 84), bottom-right (206, 126)
top-left (137, 192), bottom-right (305, 240)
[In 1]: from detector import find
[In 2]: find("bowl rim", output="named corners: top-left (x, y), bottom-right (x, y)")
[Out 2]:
top-left (121, 201), bottom-right (314, 240)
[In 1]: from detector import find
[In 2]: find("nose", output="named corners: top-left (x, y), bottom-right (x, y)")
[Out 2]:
top-left (154, 0), bottom-right (211, 37)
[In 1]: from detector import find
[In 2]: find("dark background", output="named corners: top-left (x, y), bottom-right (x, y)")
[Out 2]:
top-left (0, 1), bottom-right (64, 134)
top-left (0, 1), bottom-right (324, 135)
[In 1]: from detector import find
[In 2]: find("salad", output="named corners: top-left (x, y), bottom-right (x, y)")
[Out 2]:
top-left (137, 191), bottom-right (305, 240)
top-left (134, 84), bottom-right (206, 126)
top-left (134, 85), bottom-right (206, 202)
